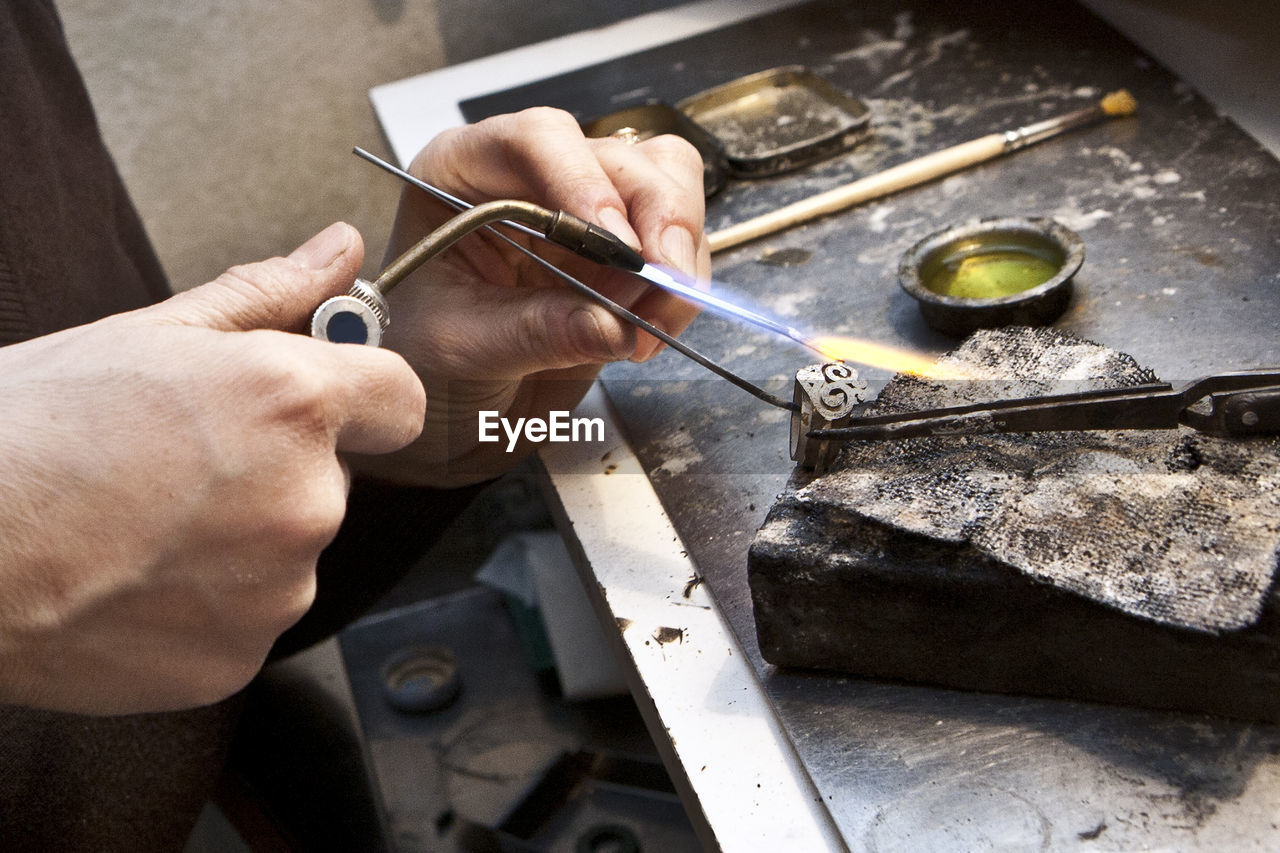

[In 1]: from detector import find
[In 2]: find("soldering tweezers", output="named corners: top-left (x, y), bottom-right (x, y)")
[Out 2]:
top-left (809, 370), bottom-right (1280, 442)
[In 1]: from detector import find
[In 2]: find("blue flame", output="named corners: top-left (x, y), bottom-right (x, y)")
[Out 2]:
top-left (636, 263), bottom-right (832, 359)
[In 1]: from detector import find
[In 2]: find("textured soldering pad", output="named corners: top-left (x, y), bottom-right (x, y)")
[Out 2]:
top-left (795, 328), bottom-right (1280, 633)
top-left (749, 328), bottom-right (1280, 719)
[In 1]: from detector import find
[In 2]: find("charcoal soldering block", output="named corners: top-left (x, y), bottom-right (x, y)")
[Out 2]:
top-left (748, 329), bottom-right (1280, 721)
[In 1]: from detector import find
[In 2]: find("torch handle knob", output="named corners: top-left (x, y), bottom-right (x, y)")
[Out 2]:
top-left (311, 278), bottom-right (389, 347)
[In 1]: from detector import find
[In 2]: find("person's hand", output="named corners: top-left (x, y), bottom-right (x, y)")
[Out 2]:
top-left (0, 223), bottom-right (425, 715)
top-left (357, 107), bottom-right (710, 487)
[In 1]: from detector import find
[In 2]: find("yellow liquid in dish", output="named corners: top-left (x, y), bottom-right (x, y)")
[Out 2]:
top-left (926, 249), bottom-right (1060, 300)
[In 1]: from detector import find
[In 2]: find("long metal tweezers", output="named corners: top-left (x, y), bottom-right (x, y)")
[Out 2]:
top-left (810, 370), bottom-right (1280, 442)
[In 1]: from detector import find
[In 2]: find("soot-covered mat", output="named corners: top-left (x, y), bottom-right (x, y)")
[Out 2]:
top-left (749, 327), bottom-right (1280, 721)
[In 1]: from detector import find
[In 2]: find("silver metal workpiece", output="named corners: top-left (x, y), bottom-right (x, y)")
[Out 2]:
top-left (790, 362), bottom-right (868, 471)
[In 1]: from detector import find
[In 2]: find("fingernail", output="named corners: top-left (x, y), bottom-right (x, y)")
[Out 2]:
top-left (570, 307), bottom-right (630, 361)
top-left (660, 225), bottom-right (697, 273)
top-left (597, 207), bottom-right (640, 250)
top-left (289, 222), bottom-right (350, 269)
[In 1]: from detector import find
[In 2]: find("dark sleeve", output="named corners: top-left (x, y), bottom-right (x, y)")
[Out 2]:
top-left (0, 0), bottom-right (171, 343)
top-left (0, 0), bottom-right (477, 650)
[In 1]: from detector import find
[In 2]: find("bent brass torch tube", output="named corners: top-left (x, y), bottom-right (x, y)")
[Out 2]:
top-left (373, 200), bottom-right (557, 295)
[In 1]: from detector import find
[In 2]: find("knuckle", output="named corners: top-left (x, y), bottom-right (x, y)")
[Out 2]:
top-left (516, 302), bottom-right (558, 360)
top-left (244, 340), bottom-right (335, 433)
top-left (648, 132), bottom-right (702, 170)
top-left (410, 128), bottom-right (464, 184)
top-left (275, 482), bottom-right (347, 550)
top-left (639, 137), bottom-right (707, 215)
top-left (638, 185), bottom-right (703, 234)
top-left (511, 105), bottom-right (578, 137)
top-left (215, 260), bottom-right (292, 326)
top-left (273, 571), bottom-right (319, 634)
top-left (419, 321), bottom-right (479, 377)
top-left (505, 109), bottom-right (613, 206)
top-left (411, 127), bottom-right (455, 167)
top-left (507, 108), bottom-right (576, 163)
top-left (369, 351), bottom-right (427, 433)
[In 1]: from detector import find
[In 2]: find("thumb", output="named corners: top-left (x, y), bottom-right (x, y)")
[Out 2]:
top-left (155, 222), bottom-right (364, 333)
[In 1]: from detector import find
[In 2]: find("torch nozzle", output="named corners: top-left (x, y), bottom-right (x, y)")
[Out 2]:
top-left (546, 210), bottom-right (645, 272)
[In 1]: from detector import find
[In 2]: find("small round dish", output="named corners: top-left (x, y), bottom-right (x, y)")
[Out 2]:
top-left (898, 216), bottom-right (1084, 336)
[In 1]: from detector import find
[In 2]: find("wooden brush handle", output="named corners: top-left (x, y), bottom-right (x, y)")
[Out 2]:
top-left (708, 132), bottom-right (1008, 253)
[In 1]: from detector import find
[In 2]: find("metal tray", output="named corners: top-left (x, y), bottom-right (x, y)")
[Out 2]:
top-left (582, 101), bottom-right (729, 196)
top-left (677, 65), bottom-right (870, 177)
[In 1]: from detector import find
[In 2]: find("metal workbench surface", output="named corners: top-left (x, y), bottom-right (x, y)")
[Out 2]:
top-left (378, 0), bottom-right (1280, 848)
top-left (462, 1), bottom-right (1280, 849)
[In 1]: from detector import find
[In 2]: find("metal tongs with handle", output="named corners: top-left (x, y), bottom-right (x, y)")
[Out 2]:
top-left (810, 369), bottom-right (1280, 443)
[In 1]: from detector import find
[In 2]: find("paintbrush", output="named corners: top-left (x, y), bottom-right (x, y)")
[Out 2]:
top-left (708, 89), bottom-right (1138, 253)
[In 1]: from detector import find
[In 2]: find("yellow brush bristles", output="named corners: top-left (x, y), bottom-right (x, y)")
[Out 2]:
top-left (1101, 89), bottom-right (1137, 117)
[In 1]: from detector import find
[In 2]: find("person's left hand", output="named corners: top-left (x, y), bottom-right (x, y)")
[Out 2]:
top-left (354, 107), bottom-right (710, 487)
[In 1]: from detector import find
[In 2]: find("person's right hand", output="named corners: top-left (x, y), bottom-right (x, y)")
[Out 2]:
top-left (357, 108), bottom-right (710, 488)
top-left (0, 222), bottom-right (425, 715)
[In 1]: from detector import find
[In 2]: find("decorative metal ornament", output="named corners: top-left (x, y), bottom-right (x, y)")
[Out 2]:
top-left (790, 362), bottom-right (867, 471)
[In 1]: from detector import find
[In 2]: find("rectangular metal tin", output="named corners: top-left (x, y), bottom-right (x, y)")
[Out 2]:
top-left (677, 65), bottom-right (870, 177)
